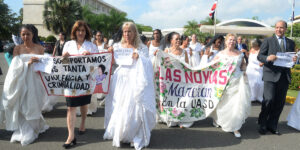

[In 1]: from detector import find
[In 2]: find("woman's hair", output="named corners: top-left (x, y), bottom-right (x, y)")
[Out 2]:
top-left (120, 22), bottom-right (142, 48)
top-left (181, 35), bottom-right (189, 45)
top-left (166, 32), bottom-right (180, 43)
top-left (205, 35), bottom-right (224, 49)
top-left (98, 64), bottom-right (108, 75)
top-left (140, 34), bottom-right (148, 44)
top-left (224, 33), bottom-right (237, 48)
top-left (112, 26), bottom-right (123, 44)
top-left (204, 36), bottom-right (211, 45)
top-left (152, 29), bottom-right (162, 40)
top-left (251, 39), bottom-right (262, 48)
top-left (21, 24), bottom-right (40, 44)
top-left (70, 20), bottom-right (92, 41)
top-left (95, 31), bottom-right (103, 41)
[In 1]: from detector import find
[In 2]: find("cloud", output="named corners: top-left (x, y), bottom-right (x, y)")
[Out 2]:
top-left (104, 0), bottom-right (296, 29)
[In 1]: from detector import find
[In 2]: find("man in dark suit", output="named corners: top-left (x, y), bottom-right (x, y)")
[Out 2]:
top-left (257, 20), bottom-right (297, 135)
top-left (236, 36), bottom-right (249, 63)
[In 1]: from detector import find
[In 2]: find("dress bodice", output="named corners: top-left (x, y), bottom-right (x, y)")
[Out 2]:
top-left (167, 48), bottom-right (186, 62)
top-left (217, 52), bottom-right (244, 76)
top-left (63, 40), bottom-right (98, 55)
top-left (149, 41), bottom-right (161, 58)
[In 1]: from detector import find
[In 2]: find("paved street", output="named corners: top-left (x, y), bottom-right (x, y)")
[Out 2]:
top-left (1, 52), bottom-right (300, 150)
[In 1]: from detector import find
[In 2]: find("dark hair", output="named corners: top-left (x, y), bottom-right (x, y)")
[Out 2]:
top-left (140, 35), bottom-right (148, 44)
top-left (152, 29), bottom-right (162, 40)
top-left (98, 64), bottom-right (108, 75)
top-left (21, 24), bottom-right (40, 44)
top-left (167, 32), bottom-right (180, 43)
top-left (70, 20), bottom-right (92, 41)
top-left (112, 26), bottom-right (123, 44)
top-left (181, 35), bottom-right (189, 45)
top-left (59, 32), bottom-right (66, 38)
top-left (204, 36), bottom-right (211, 45)
top-left (95, 31), bottom-right (103, 41)
top-left (205, 35), bottom-right (224, 49)
top-left (276, 20), bottom-right (288, 28)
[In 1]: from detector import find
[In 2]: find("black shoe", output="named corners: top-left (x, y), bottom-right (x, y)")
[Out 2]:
top-left (267, 128), bottom-right (281, 135)
top-left (63, 138), bottom-right (77, 149)
top-left (78, 130), bottom-right (86, 135)
top-left (258, 127), bottom-right (267, 135)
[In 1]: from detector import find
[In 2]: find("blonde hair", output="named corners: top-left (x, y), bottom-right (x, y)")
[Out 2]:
top-left (224, 33), bottom-right (237, 48)
top-left (121, 22), bottom-right (142, 48)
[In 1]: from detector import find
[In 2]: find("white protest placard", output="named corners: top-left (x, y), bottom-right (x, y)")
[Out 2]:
top-left (114, 48), bottom-right (134, 65)
top-left (274, 52), bottom-right (296, 68)
top-left (38, 53), bottom-right (113, 97)
top-left (34, 56), bottom-right (54, 74)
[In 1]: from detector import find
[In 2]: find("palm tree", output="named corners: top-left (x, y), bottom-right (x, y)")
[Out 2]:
top-left (43, 0), bottom-right (83, 37)
top-left (105, 9), bottom-right (128, 37)
top-left (183, 20), bottom-right (200, 36)
top-left (200, 17), bottom-right (220, 25)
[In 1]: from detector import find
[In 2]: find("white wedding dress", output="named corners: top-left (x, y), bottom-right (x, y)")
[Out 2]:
top-left (211, 53), bottom-right (251, 132)
top-left (0, 54), bottom-right (49, 146)
top-left (287, 91), bottom-right (300, 130)
top-left (103, 43), bottom-right (156, 150)
top-left (246, 53), bottom-right (264, 102)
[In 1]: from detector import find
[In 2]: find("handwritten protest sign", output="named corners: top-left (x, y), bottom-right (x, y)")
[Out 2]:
top-left (114, 48), bottom-right (134, 65)
top-left (154, 51), bottom-right (237, 122)
top-left (38, 53), bottom-right (113, 97)
top-left (274, 52), bottom-right (296, 68)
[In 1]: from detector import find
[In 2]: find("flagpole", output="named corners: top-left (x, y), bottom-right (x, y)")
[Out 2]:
top-left (213, 0), bottom-right (217, 36)
top-left (290, 0), bottom-right (295, 38)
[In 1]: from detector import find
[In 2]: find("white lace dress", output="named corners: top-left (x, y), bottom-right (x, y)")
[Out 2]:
top-left (149, 41), bottom-right (161, 64)
top-left (287, 91), bottom-right (300, 130)
top-left (103, 43), bottom-right (156, 150)
top-left (0, 54), bottom-right (49, 146)
top-left (211, 53), bottom-right (251, 132)
top-left (188, 42), bottom-right (201, 67)
top-left (246, 53), bottom-right (264, 102)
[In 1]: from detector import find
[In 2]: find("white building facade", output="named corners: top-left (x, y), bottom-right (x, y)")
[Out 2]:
top-left (23, 0), bottom-right (123, 37)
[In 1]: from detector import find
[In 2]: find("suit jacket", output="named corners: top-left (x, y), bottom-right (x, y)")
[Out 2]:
top-left (257, 35), bottom-right (295, 83)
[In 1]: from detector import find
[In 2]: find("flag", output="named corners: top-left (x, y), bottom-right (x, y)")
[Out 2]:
top-left (209, 0), bottom-right (218, 20)
top-left (290, 0), bottom-right (295, 21)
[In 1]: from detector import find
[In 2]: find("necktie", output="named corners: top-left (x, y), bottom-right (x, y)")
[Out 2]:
top-left (280, 38), bottom-right (285, 52)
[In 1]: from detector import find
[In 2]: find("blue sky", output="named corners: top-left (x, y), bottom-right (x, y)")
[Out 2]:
top-left (5, 0), bottom-right (300, 29)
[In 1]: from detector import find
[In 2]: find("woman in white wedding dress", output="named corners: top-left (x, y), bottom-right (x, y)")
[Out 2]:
top-left (0, 24), bottom-right (49, 146)
top-left (287, 92), bottom-right (300, 131)
top-left (210, 33), bottom-right (251, 138)
top-left (147, 29), bottom-right (163, 64)
top-left (103, 22), bottom-right (156, 150)
top-left (246, 39), bottom-right (264, 102)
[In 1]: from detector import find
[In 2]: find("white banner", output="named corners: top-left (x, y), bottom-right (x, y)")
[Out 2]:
top-left (38, 53), bottom-right (113, 97)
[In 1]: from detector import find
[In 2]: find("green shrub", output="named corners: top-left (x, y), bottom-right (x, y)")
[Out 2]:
top-left (39, 36), bottom-right (46, 42)
top-left (289, 64), bottom-right (300, 90)
top-left (45, 35), bottom-right (57, 43)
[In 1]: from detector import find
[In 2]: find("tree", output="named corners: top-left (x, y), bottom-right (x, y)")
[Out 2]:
top-left (0, 0), bottom-right (20, 40)
top-left (136, 24), bottom-right (152, 33)
top-left (200, 17), bottom-right (221, 25)
top-left (286, 23), bottom-right (300, 38)
top-left (82, 6), bottom-right (128, 38)
top-left (184, 20), bottom-right (201, 36)
top-left (43, 0), bottom-right (83, 37)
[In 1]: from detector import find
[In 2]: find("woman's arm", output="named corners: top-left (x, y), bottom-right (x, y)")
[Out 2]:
top-left (184, 51), bottom-right (189, 63)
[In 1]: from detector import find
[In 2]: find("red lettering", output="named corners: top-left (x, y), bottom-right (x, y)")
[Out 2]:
top-left (203, 71), bottom-right (210, 84)
top-left (211, 71), bottom-right (218, 84)
top-left (219, 70), bottom-right (227, 85)
top-left (173, 69), bottom-right (181, 82)
top-left (165, 68), bottom-right (172, 81)
top-left (185, 71), bottom-right (194, 83)
top-left (194, 72), bottom-right (202, 83)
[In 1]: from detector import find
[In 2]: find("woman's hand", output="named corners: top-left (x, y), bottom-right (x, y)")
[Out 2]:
top-left (108, 46), bottom-right (114, 52)
top-left (259, 63), bottom-right (264, 67)
top-left (28, 57), bottom-right (39, 65)
top-left (154, 49), bottom-right (159, 56)
top-left (82, 51), bottom-right (91, 55)
top-left (189, 49), bottom-right (193, 56)
top-left (62, 52), bottom-right (70, 58)
top-left (132, 52), bottom-right (139, 60)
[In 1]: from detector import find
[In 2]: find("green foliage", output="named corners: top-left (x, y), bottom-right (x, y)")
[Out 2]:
top-left (45, 35), bottom-right (57, 42)
top-left (0, 0), bottom-right (22, 40)
top-left (286, 23), bottom-right (300, 38)
top-left (43, 0), bottom-right (83, 37)
top-left (200, 17), bottom-right (221, 25)
top-left (184, 19), bottom-right (213, 43)
top-left (39, 36), bottom-right (46, 42)
top-left (136, 24), bottom-right (152, 33)
top-left (82, 5), bottom-right (128, 38)
top-left (289, 64), bottom-right (300, 90)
